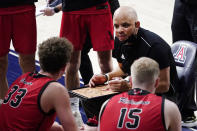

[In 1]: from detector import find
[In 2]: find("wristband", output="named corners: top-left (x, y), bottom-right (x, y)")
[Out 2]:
top-left (104, 74), bottom-right (109, 82)
top-left (54, 7), bottom-right (60, 13)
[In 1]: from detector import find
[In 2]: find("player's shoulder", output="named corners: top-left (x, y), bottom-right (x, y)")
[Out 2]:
top-left (164, 98), bottom-right (181, 131)
top-left (165, 99), bottom-right (177, 107)
top-left (48, 81), bottom-right (64, 88)
top-left (46, 81), bottom-right (67, 94)
top-left (164, 99), bottom-right (179, 114)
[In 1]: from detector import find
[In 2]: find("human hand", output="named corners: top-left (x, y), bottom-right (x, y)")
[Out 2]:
top-left (108, 77), bottom-right (131, 92)
top-left (40, 7), bottom-right (55, 16)
top-left (89, 74), bottom-right (107, 87)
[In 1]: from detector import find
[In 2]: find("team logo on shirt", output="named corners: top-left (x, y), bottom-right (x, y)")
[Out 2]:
top-left (119, 97), bottom-right (150, 105)
top-left (173, 45), bottom-right (187, 64)
top-left (121, 54), bottom-right (125, 60)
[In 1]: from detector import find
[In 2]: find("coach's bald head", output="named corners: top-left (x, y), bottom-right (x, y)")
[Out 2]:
top-left (113, 6), bottom-right (138, 22)
top-left (113, 6), bottom-right (140, 42)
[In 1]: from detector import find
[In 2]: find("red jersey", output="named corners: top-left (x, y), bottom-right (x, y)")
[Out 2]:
top-left (99, 88), bottom-right (167, 131)
top-left (0, 72), bottom-right (57, 131)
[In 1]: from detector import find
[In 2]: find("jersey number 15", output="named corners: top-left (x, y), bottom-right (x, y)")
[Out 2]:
top-left (117, 108), bottom-right (142, 129)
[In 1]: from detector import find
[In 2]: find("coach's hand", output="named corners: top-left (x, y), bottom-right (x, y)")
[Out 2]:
top-left (40, 7), bottom-right (55, 16)
top-left (89, 74), bottom-right (107, 87)
top-left (108, 77), bottom-right (131, 92)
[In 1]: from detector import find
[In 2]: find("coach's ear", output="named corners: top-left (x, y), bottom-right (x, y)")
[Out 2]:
top-left (135, 21), bottom-right (140, 28)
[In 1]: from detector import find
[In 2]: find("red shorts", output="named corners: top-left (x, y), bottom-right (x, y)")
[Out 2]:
top-left (0, 5), bottom-right (37, 56)
top-left (60, 2), bottom-right (114, 51)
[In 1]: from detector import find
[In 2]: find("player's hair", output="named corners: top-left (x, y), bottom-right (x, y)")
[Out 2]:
top-left (38, 37), bottom-right (73, 74)
top-left (130, 57), bottom-right (160, 86)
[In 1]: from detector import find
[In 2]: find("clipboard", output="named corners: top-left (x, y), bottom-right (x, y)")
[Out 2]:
top-left (69, 85), bottom-right (119, 100)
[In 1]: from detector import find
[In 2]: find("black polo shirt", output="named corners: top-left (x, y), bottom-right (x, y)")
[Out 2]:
top-left (113, 27), bottom-right (179, 101)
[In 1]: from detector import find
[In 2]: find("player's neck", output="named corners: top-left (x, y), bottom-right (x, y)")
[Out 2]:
top-left (133, 85), bottom-right (155, 94)
top-left (39, 70), bottom-right (59, 80)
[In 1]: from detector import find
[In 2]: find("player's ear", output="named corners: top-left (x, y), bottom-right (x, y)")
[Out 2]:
top-left (154, 78), bottom-right (160, 89)
top-left (129, 76), bottom-right (133, 87)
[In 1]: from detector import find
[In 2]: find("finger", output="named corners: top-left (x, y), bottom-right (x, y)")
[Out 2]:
top-left (89, 80), bottom-right (95, 87)
top-left (112, 77), bottom-right (122, 80)
top-left (109, 84), bottom-right (121, 89)
top-left (108, 80), bottom-right (120, 84)
top-left (111, 87), bottom-right (121, 92)
top-left (101, 87), bottom-right (110, 91)
top-left (109, 83), bottom-right (121, 90)
top-left (109, 86), bottom-right (118, 92)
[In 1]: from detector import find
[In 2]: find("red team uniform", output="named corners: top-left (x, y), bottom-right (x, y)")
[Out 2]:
top-left (0, 3), bottom-right (37, 56)
top-left (0, 72), bottom-right (56, 131)
top-left (60, 0), bottom-right (114, 51)
top-left (99, 88), bottom-right (167, 131)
